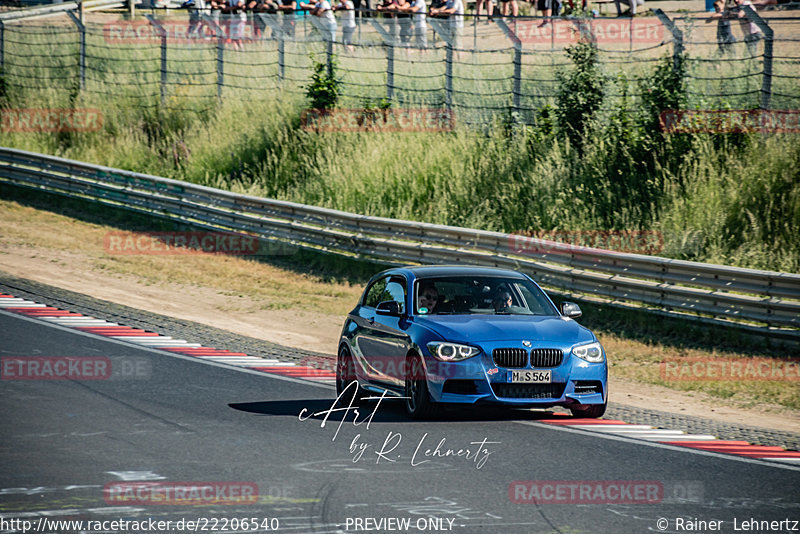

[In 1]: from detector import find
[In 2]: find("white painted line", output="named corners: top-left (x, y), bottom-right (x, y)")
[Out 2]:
top-left (45, 319), bottom-right (118, 326)
top-left (202, 358), bottom-right (282, 365)
top-left (241, 362), bottom-right (297, 367)
top-left (760, 457), bottom-right (800, 463)
top-left (194, 356), bottom-right (281, 362)
top-left (568, 424), bottom-right (655, 430)
top-left (652, 435), bottom-right (719, 441)
top-left (0, 302), bottom-right (47, 307)
top-left (589, 429), bottom-right (686, 435)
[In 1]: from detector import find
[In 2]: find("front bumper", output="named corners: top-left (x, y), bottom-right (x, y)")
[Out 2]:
top-left (423, 345), bottom-right (608, 408)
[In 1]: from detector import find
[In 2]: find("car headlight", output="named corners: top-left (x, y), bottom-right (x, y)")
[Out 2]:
top-left (427, 342), bottom-right (481, 362)
top-left (572, 342), bottom-right (605, 363)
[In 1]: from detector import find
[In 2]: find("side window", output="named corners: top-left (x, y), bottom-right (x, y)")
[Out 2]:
top-left (363, 277), bottom-right (388, 308)
top-left (384, 278), bottom-right (407, 314)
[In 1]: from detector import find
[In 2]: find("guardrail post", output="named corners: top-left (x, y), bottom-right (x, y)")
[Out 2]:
top-left (128, 0), bottom-right (135, 18)
top-left (653, 9), bottom-right (683, 71)
top-left (496, 19), bottom-right (521, 119)
top-left (744, 5), bottom-right (772, 109)
top-left (145, 15), bottom-right (168, 106)
top-left (66, 11), bottom-right (86, 91)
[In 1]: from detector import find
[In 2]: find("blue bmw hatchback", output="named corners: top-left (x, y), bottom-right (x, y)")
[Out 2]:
top-left (337, 266), bottom-right (608, 418)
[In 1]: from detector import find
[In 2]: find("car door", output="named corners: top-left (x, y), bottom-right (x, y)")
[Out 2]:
top-left (354, 275), bottom-right (411, 387)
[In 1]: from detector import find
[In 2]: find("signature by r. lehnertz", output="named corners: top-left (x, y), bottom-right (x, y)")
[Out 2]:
top-left (298, 381), bottom-right (500, 470)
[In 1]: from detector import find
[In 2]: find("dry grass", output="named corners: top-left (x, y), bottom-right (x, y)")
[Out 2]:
top-left (0, 199), bottom-right (362, 316)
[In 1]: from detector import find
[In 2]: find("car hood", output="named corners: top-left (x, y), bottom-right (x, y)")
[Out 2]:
top-left (414, 314), bottom-right (595, 345)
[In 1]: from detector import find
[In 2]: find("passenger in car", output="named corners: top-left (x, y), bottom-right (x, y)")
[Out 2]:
top-left (492, 291), bottom-right (513, 312)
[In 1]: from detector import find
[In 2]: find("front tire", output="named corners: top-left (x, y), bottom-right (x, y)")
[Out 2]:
top-left (404, 354), bottom-right (436, 419)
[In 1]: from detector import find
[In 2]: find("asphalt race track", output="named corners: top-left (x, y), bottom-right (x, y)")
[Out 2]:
top-left (1, 310), bottom-right (799, 534)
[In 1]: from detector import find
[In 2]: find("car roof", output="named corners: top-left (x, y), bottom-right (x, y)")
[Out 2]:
top-left (389, 265), bottom-right (528, 279)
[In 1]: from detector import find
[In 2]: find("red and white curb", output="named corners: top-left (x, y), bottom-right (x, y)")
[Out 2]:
top-left (0, 294), bottom-right (336, 384)
top-left (3, 292), bottom-right (799, 463)
top-left (541, 416), bottom-right (800, 464)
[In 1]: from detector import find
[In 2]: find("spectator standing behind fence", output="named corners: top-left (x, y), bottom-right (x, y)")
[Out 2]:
top-left (184, 0), bottom-right (210, 39)
top-left (430, 0), bottom-right (463, 55)
top-left (396, 0), bottom-right (414, 46)
top-left (498, 0), bottom-right (518, 17)
top-left (614, 0), bottom-right (643, 16)
top-left (312, 0), bottom-right (338, 41)
top-left (536, 0), bottom-right (560, 27)
top-left (733, 0), bottom-right (763, 55)
top-left (278, 0), bottom-right (298, 38)
top-left (224, 0), bottom-right (247, 48)
top-left (377, 0), bottom-right (400, 42)
top-left (399, 0), bottom-right (427, 49)
top-left (210, 0), bottom-right (225, 26)
top-left (334, 0), bottom-right (357, 50)
top-left (706, 0), bottom-right (736, 54)
top-left (249, 0), bottom-right (278, 39)
top-left (475, 0), bottom-right (493, 22)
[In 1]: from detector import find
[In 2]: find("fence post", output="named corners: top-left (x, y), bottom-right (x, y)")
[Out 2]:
top-left (744, 5), bottom-right (773, 109)
top-left (257, 13), bottom-right (285, 81)
top-left (66, 11), bottom-right (86, 92)
top-left (386, 38), bottom-right (394, 101)
top-left (145, 15), bottom-right (168, 106)
top-left (217, 36), bottom-right (224, 101)
top-left (653, 9), bottom-right (683, 71)
top-left (326, 37), bottom-right (333, 78)
top-left (202, 14), bottom-right (225, 100)
top-left (1, 20), bottom-right (5, 74)
top-left (278, 29), bottom-right (285, 81)
top-left (495, 19), bottom-right (521, 118)
top-left (429, 19), bottom-right (454, 110)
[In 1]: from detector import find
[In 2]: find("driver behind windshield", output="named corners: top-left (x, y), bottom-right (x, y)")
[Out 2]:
top-left (417, 282), bottom-right (440, 314)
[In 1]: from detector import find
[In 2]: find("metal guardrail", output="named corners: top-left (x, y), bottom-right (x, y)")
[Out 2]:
top-left (1, 146), bottom-right (798, 339)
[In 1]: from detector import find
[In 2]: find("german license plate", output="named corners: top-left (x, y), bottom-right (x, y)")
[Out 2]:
top-left (509, 370), bottom-right (551, 383)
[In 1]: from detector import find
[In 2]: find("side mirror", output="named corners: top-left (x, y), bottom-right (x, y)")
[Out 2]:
top-left (376, 300), bottom-right (402, 317)
top-left (560, 301), bottom-right (582, 319)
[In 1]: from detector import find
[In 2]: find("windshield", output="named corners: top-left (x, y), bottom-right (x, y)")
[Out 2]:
top-left (414, 275), bottom-right (559, 316)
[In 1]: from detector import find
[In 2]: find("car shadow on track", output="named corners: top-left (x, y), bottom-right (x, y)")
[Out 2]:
top-left (228, 398), bottom-right (572, 424)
